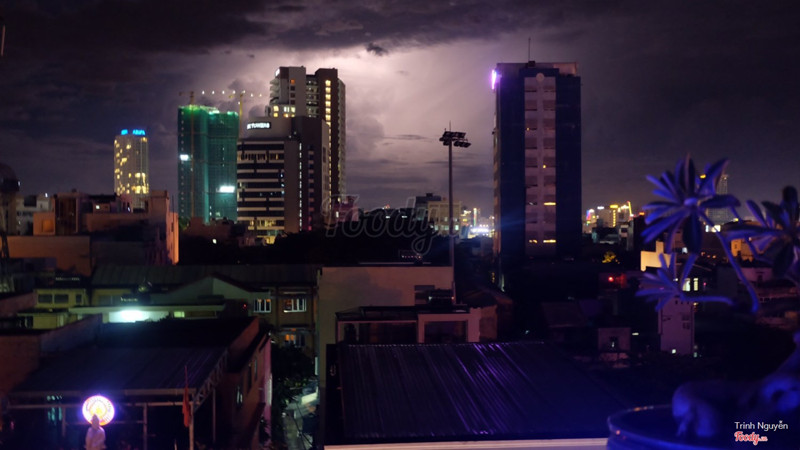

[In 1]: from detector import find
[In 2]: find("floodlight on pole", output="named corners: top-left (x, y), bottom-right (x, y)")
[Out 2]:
top-left (439, 127), bottom-right (470, 301)
top-left (439, 129), bottom-right (471, 241)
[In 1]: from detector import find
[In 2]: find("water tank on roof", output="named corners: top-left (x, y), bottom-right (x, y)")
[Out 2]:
top-left (0, 163), bottom-right (20, 193)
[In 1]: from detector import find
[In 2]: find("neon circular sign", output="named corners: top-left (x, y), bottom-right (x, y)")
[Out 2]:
top-left (82, 395), bottom-right (115, 426)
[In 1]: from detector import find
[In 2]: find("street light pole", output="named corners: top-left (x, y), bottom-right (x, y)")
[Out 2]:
top-left (439, 128), bottom-right (470, 299)
top-left (448, 136), bottom-right (453, 241)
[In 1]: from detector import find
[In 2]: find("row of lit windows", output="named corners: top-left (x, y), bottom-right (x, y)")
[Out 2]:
top-left (38, 293), bottom-right (85, 305)
top-left (239, 152), bottom-right (283, 161)
top-left (252, 297), bottom-right (308, 313)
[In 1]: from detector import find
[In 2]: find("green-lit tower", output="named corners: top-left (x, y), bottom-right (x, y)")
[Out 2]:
top-left (177, 105), bottom-right (239, 222)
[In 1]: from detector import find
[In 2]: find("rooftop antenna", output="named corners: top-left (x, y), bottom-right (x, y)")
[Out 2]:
top-left (528, 37), bottom-right (531, 62)
top-left (1, 12), bottom-right (6, 58)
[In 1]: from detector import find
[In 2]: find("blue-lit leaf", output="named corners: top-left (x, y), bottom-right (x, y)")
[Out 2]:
top-left (641, 157), bottom-right (732, 249)
top-left (683, 216), bottom-right (704, 254)
top-left (637, 252), bottom-right (732, 311)
top-left (782, 186), bottom-right (799, 223)
top-left (702, 194), bottom-right (740, 209)
top-left (746, 200), bottom-right (768, 225)
top-left (762, 201), bottom-right (787, 226)
top-left (692, 296), bottom-right (733, 306)
top-left (773, 245), bottom-right (795, 278)
top-left (698, 159), bottom-right (729, 195)
top-left (680, 253), bottom-right (698, 284)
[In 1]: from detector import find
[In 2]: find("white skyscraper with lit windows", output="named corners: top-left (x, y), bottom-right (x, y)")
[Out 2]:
top-left (114, 129), bottom-right (149, 210)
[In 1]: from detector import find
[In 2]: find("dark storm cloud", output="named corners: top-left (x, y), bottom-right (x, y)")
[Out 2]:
top-left (5, 0), bottom-right (615, 77)
top-left (348, 173), bottom-right (431, 187)
top-left (3, 0), bottom-right (800, 212)
top-left (7, 1), bottom-right (798, 93)
top-left (385, 134), bottom-right (429, 142)
top-left (272, 4), bottom-right (307, 14)
top-left (365, 42), bottom-right (388, 56)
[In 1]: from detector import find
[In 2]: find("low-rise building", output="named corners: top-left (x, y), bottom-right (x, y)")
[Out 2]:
top-left (4, 317), bottom-right (268, 449)
top-left (8, 190), bottom-right (179, 275)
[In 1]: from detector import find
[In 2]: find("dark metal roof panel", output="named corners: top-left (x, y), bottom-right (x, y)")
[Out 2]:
top-left (11, 346), bottom-right (225, 397)
top-left (338, 342), bottom-right (628, 443)
top-left (92, 264), bottom-right (319, 288)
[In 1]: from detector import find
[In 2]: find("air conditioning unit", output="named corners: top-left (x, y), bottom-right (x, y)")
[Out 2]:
top-left (427, 289), bottom-right (454, 306)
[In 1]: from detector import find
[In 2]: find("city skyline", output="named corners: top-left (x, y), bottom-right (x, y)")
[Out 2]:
top-left (2, 1), bottom-right (800, 215)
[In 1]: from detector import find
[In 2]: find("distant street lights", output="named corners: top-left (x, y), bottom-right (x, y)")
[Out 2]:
top-left (439, 129), bottom-right (470, 288)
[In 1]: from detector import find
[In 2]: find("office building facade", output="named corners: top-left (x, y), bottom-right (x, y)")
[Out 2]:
top-left (114, 129), bottom-right (149, 210)
top-left (492, 61), bottom-right (581, 265)
top-left (237, 116), bottom-right (330, 243)
top-left (177, 106), bottom-right (239, 222)
top-left (269, 67), bottom-right (345, 200)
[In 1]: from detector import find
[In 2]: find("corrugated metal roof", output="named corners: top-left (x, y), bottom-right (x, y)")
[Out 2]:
top-left (91, 264), bottom-right (320, 289)
top-left (96, 318), bottom-right (253, 347)
top-left (11, 346), bottom-right (225, 397)
top-left (9, 319), bottom-right (258, 399)
top-left (337, 342), bottom-right (628, 443)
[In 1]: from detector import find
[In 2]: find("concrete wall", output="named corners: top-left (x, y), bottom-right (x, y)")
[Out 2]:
top-left (0, 335), bottom-right (41, 397)
top-left (0, 292), bottom-right (35, 317)
top-left (417, 309), bottom-right (481, 343)
top-left (151, 278), bottom-right (253, 305)
top-left (217, 319), bottom-right (267, 448)
top-left (8, 235), bottom-right (92, 276)
top-left (478, 304), bottom-right (499, 341)
top-left (640, 240), bottom-right (666, 272)
top-left (658, 299), bottom-right (694, 355)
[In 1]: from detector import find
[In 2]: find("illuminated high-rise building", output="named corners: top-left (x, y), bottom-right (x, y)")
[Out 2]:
top-left (584, 202), bottom-right (633, 233)
top-left (114, 129), bottom-right (149, 210)
top-left (492, 61), bottom-right (581, 267)
top-left (268, 67), bottom-right (346, 200)
top-left (708, 172), bottom-right (733, 225)
top-left (177, 106), bottom-right (239, 222)
top-left (237, 116), bottom-right (330, 243)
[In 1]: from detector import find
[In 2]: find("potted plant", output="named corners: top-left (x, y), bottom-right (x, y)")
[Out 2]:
top-left (607, 156), bottom-right (800, 449)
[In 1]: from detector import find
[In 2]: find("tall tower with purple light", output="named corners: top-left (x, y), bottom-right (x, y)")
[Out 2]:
top-left (492, 61), bottom-right (581, 272)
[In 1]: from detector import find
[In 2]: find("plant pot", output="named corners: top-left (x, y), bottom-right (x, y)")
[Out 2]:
top-left (608, 405), bottom-right (735, 450)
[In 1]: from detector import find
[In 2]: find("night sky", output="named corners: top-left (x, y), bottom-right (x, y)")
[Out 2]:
top-left (1, 1), bottom-right (800, 216)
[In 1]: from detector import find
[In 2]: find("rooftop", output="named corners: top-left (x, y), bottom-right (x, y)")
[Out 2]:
top-left (10, 318), bottom-right (257, 399)
top-left (92, 264), bottom-right (320, 290)
top-left (331, 341), bottom-right (630, 445)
